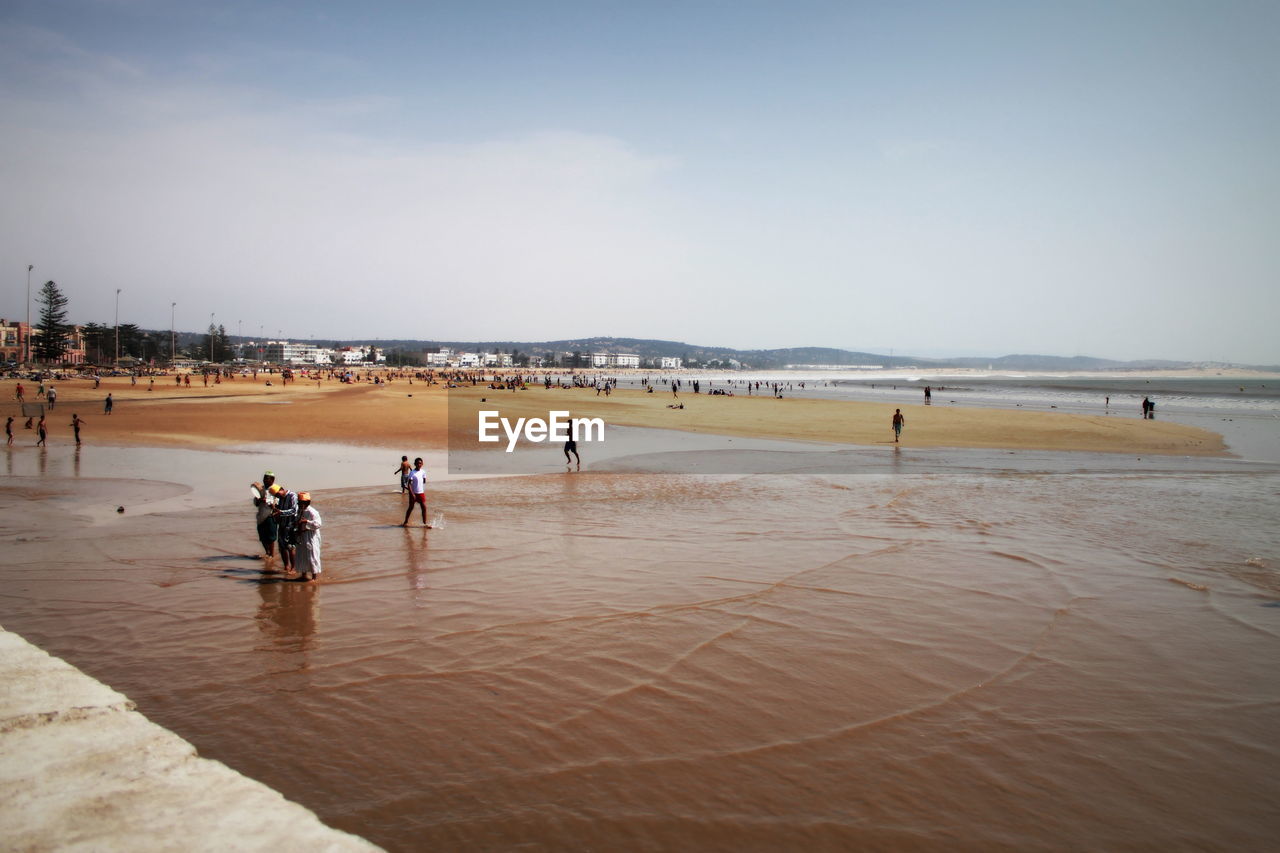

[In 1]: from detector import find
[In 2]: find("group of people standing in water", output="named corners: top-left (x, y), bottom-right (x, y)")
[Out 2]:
top-left (250, 471), bottom-right (323, 582)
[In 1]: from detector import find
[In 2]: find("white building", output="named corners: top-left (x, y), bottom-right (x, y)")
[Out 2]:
top-left (590, 352), bottom-right (641, 369)
top-left (659, 356), bottom-right (682, 370)
top-left (457, 352), bottom-right (480, 368)
top-left (425, 349), bottom-right (451, 366)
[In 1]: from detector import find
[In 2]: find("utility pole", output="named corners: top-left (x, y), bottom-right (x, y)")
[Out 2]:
top-left (114, 288), bottom-right (122, 365)
top-left (171, 302), bottom-right (177, 363)
top-left (24, 264), bottom-right (32, 364)
top-left (210, 312), bottom-right (215, 363)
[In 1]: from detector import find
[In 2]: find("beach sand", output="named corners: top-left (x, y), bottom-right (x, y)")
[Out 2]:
top-left (10, 373), bottom-right (1225, 457)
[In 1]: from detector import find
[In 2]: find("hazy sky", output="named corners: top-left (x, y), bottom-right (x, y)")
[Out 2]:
top-left (2, 1), bottom-right (1277, 363)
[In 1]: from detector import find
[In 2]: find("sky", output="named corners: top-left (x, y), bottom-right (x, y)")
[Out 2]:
top-left (1, 0), bottom-right (1277, 364)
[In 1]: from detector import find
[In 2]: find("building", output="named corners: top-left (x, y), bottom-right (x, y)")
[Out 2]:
top-left (590, 352), bottom-right (641, 369)
top-left (18, 323), bottom-right (85, 365)
top-left (262, 341), bottom-right (324, 365)
top-left (658, 357), bottom-right (682, 370)
top-left (0, 319), bottom-right (29, 364)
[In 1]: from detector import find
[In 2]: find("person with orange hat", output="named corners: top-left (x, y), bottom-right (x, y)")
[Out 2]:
top-left (294, 492), bottom-right (322, 582)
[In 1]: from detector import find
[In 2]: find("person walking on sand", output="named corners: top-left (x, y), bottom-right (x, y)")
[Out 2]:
top-left (892, 409), bottom-right (905, 443)
top-left (395, 455), bottom-right (411, 493)
top-left (15, 383), bottom-right (24, 402)
top-left (35, 414), bottom-right (47, 446)
top-left (70, 413), bottom-right (84, 446)
top-left (269, 483), bottom-right (299, 573)
top-left (252, 472), bottom-right (277, 560)
top-left (564, 437), bottom-right (580, 469)
top-left (294, 492), bottom-right (323, 582)
top-left (46, 385), bottom-right (56, 410)
top-left (402, 457), bottom-right (431, 527)
top-left (104, 393), bottom-right (113, 415)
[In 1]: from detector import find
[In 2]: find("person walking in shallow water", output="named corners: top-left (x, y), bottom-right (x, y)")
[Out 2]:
top-left (892, 409), bottom-right (905, 443)
top-left (294, 492), bottom-right (322, 582)
top-left (395, 455), bottom-right (411, 493)
top-left (70, 413), bottom-right (84, 446)
top-left (269, 483), bottom-right (299, 574)
top-left (252, 472), bottom-right (277, 560)
top-left (35, 415), bottom-right (47, 447)
top-left (5, 416), bottom-right (13, 446)
top-left (401, 457), bottom-right (431, 527)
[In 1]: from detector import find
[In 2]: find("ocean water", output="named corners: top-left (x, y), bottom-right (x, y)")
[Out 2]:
top-left (2, 375), bottom-right (1279, 850)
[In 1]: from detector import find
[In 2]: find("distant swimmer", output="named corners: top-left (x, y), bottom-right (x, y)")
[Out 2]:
top-left (892, 409), bottom-right (905, 443)
top-left (401, 457), bottom-right (431, 527)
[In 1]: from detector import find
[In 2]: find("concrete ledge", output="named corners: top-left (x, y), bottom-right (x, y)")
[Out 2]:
top-left (0, 624), bottom-right (383, 852)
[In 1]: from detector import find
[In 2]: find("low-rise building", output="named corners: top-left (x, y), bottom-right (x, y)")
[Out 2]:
top-left (590, 352), bottom-right (641, 369)
top-left (658, 356), bottom-right (682, 370)
top-left (0, 319), bottom-right (30, 363)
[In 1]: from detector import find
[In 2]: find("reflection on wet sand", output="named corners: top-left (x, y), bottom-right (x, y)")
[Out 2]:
top-left (256, 579), bottom-right (319, 652)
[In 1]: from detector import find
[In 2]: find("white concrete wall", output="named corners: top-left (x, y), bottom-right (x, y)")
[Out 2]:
top-left (0, 625), bottom-right (383, 852)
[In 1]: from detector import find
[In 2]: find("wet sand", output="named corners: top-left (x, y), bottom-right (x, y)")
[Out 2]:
top-left (2, 461), bottom-right (1279, 850)
top-left (4, 374), bottom-right (1277, 851)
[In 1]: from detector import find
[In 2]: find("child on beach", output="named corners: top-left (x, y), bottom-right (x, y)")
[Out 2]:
top-left (396, 456), bottom-right (411, 493)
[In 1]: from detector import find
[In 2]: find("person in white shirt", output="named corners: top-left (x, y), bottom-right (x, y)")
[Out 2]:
top-left (401, 457), bottom-right (432, 528)
top-left (294, 492), bottom-right (323, 582)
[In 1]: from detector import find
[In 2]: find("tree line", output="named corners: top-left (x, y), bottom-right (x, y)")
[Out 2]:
top-left (31, 280), bottom-right (231, 364)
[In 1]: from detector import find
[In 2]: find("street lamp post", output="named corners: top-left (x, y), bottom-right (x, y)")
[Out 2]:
top-left (210, 312), bottom-right (215, 363)
top-left (114, 288), bottom-right (122, 366)
top-left (24, 264), bottom-right (33, 364)
top-left (170, 302), bottom-right (177, 363)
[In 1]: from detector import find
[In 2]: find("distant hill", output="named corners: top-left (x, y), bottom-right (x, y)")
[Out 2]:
top-left (329, 337), bottom-right (1220, 371)
top-left (148, 330), bottom-right (1267, 370)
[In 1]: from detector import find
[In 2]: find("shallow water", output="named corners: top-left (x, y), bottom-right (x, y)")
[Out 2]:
top-left (3, 449), bottom-right (1279, 850)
